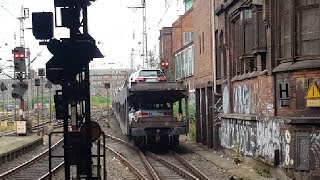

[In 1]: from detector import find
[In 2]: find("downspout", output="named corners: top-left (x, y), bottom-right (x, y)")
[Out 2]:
top-left (211, 0), bottom-right (222, 96)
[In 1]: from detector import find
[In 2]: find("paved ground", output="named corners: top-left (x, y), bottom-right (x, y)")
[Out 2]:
top-left (180, 140), bottom-right (274, 180)
top-left (0, 135), bottom-right (43, 156)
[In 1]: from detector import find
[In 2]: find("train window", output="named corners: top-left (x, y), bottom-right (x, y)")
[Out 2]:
top-left (139, 70), bottom-right (164, 77)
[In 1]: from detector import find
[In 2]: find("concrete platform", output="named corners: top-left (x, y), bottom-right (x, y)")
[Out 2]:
top-left (0, 135), bottom-right (43, 165)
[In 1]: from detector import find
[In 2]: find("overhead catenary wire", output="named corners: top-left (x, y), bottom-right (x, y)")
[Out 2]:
top-left (156, 0), bottom-right (172, 28)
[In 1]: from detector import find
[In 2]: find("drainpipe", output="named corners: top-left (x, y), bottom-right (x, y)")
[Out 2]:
top-left (211, 0), bottom-right (222, 96)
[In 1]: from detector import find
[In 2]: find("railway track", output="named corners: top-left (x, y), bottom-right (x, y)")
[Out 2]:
top-left (104, 134), bottom-right (210, 180)
top-left (0, 139), bottom-right (64, 180)
top-left (105, 134), bottom-right (153, 180)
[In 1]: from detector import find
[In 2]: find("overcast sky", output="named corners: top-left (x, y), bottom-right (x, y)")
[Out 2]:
top-left (0, 0), bottom-right (184, 73)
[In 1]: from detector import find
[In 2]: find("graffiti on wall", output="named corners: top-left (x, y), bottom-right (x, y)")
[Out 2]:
top-left (232, 80), bottom-right (274, 117)
top-left (221, 118), bottom-right (282, 162)
top-left (311, 132), bottom-right (320, 168)
top-left (256, 120), bottom-right (281, 161)
top-left (250, 82), bottom-right (274, 116)
top-left (284, 130), bottom-right (294, 166)
top-left (233, 85), bottom-right (250, 114)
top-left (223, 86), bottom-right (229, 113)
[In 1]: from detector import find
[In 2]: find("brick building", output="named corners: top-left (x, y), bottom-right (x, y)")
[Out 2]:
top-left (90, 69), bottom-right (132, 98)
top-left (159, 27), bottom-right (173, 79)
top-left (161, 0), bottom-right (320, 177)
top-left (212, 0), bottom-right (320, 178)
top-left (159, 0), bottom-right (195, 97)
top-left (193, 0), bottom-right (217, 149)
top-left (172, 5), bottom-right (195, 91)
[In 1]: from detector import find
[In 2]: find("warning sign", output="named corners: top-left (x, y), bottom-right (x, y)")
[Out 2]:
top-left (306, 83), bottom-right (320, 99)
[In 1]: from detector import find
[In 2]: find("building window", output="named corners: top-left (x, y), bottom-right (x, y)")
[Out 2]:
top-left (185, 0), bottom-right (193, 12)
top-left (278, 0), bottom-right (291, 60)
top-left (215, 31), bottom-right (222, 79)
top-left (202, 31), bottom-right (205, 52)
top-left (240, 9), bottom-right (253, 56)
top-left (199, 35), bottom-right (201, 54)
top-left (175, 45), bottom-right (194, 79)
top-left (183, 32), bottom-right (194, 46)
top-left (231, 18), bottom-right (243, 75)
top-left (296, 1), bottom-right (320, 57)
top-left (277, 0), bottom-right (320, 62)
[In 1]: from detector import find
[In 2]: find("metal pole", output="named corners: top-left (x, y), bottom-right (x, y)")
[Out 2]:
top-left (41, 77), bottom-right (44, 133)
top-left (14, 100), bottom-right (16, 121)
top-left (2, 91), bottom-right (4, 119)
top-left (83, 5), bottom-right (93, 178)
top-left (49, 87), bottom-right (52, 122)
top-left (107, 90), bottom-right (109, 115)
top-left (142, 0), bottom-right (146, 69)
top-left (27, 49), bottom-right (31, 119)
top-left (37, 86), bottom-right (39, 132)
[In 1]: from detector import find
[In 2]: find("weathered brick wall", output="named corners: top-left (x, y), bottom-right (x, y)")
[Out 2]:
top-left (222, 75), bottom-right (275, 117)
top-left (159, 29), bottom-right (173, 77)
top-left (276, 70), bottom-right (320, 117)
top-left (172, 10), bottom-right (193, 53)
top-left (160, 33), bottom-right (172, 61)
top-left (193, 0), bottom-right (213, 87)
top-left (172, 19), bottom-right (182, 55)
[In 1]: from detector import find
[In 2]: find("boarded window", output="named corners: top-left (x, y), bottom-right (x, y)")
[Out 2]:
top-left (279, 0), bottom-right (292, 60)
top-left (233, 19), bottom-right (242, 75)
top-left (295, 132), bottom-right (309, 170)
top-left (216, 31), bottom-right (222, 79)
top-left (277, 0), bottom-right (320, 61)
top-left (296, 2), bottom-right (320, 57)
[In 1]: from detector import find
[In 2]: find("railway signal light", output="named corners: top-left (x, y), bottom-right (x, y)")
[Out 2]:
top-left (0, 82), bottom-right (7, 92)
top-left (46, 38), bottom-right (103, 84)
top-left (11, 82), bottom-right (28, 99)
top-left (54, 92), bottom-right (64, 119)
top-left (45, 81), bottom-right (53, 89)
top-left (32, 12), bottom-right (54, 40)
top-left (12, 47), bottom-right (26, 73)
top-left (161, 61), bottom-right (169, 69)
top-left (104, 83), bottom-right (110, 90)
top-left (35, 78), bottom-right (40, 86)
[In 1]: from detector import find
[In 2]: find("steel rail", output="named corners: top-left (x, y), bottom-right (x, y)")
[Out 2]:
top-left (104, 143), bottom-right (148, 180)
top-left (172, 152), bottom-right (210, 180)
top-left (104, 134), bottom-right (160, 180)
top-left (0, 138), bottom-right (64, 179)
top-left (146, 151), bottom-right (198, 180)
top-left (37, 161), bottom-right (64, 180)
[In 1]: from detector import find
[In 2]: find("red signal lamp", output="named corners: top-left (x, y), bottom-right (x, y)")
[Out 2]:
top-left (14, 53), bottom-right (25, 59)
top-left (161, 61), bottom-right (169, 68)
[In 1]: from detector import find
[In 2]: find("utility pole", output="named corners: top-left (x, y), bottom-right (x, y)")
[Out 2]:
top-left (128, 0), bottom-right (147, 69)
top-left (142, 0), bottom-right (148, 69)
top-left (17, 6), bottom-right (29, 119)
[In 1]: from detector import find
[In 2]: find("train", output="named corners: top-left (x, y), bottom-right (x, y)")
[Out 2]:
top-left (112, 71), bottom-right (189, 147)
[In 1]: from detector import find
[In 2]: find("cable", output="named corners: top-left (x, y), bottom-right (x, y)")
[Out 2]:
top-left (29, 29), bottom-right (66, 65)
top-left (0, 3), bottom-right (17, 19)
top-left (156, 0), bottom-right (172, 27)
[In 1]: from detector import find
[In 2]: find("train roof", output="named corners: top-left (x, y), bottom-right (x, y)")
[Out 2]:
top-left (128, 82), bottom-right (187, 103)
top-left (114, 81), bottom-right (188, 104)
